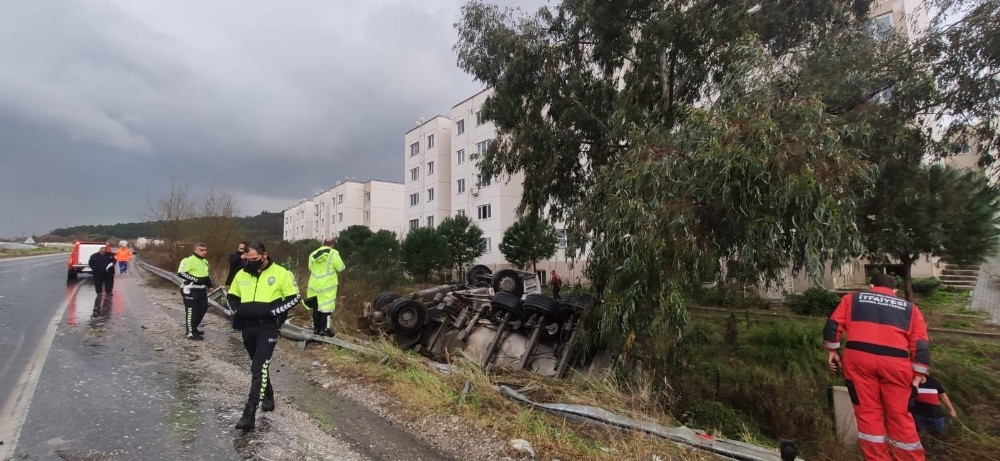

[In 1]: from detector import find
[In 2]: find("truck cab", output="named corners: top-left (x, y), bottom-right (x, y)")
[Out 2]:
top-left (67, 241), bottom-right (111, 280)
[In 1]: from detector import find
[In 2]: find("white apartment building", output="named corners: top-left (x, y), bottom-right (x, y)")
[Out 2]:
top-left (283, 198), bottom-right (314, 242)
top-left (283, 179), bottom-right (405, 242)
top-left (404, 116), bottom-right (453, 233)
top-left (405, 89), bottom-right (586, 284)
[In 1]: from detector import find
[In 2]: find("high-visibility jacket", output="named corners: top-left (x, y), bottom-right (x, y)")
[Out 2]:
top-left (824, 287), bottom-right (930, 375)
top-left (115, 247), bottom-right (133, 262)
top-left (228, 261), bottom-right (300, 321)
top-left (177, 254), bottom-right (213, 290)
top-left (306, 246), bottom-right (345, 313)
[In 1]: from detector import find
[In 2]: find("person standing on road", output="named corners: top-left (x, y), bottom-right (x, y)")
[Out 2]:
top-left (88, 245), bottom-right (116, 297)
top-left (227, 241), bottom-right (301, 430)
top-left (304, 238), bottom-right (345, 337)
top-left (824, 273), bottom-right (931, 461)
top-left (224, 241), bottom-right (247, 331)
top-left (225, 241), bottom-right (247, 286)
top-left (550, 270), bottom-right (563, 299)
top-left (114, 243), bottom-right (133, 274)
top-left (177, 243), bottom-right (215, 340)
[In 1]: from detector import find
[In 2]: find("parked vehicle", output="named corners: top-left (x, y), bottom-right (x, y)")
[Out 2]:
top-left (67, 241), bottom-right (110, 280)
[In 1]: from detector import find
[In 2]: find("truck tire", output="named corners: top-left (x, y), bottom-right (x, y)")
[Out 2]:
top-left (67, 270), bottom-right (78, 281)
top-left (523, 293), bottom-right (558, 319)
top-left (490, 291), bottom-right (524, 320)
top-left (466, 264), bottom-right (492, 286)
top-left (388, 299), bottom-right (427, 336)
top-left (491, 269), bottom-right (525, 297)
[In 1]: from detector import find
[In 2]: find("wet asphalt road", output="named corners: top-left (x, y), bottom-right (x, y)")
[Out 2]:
top-left (0, 255), bottom-right (461, 461)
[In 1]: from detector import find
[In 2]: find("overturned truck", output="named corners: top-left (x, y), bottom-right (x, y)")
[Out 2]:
top-left (358, 265), bottom-right (596, 378)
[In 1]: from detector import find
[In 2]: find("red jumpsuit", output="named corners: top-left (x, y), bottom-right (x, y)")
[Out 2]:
top-left (824, 286), bottom-right (930, 461)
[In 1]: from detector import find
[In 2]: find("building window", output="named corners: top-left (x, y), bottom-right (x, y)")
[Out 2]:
top-left (474, 140), bottom-right (490, 159)
top-left (428, 134), bottom-right (435, 149)
top-left (556, 229), bottom-right (567, 249)
top-left (338, 194), bottom-right (344, 204)
top-left (456, 149), bottom-right (465, 165)
top-left (409, 193), bottom-right (419, 207)
top-left (410, 142), bottom-right (419, 157)
top-left (456, 178), bottom-right (466, 194)
top-left (475, 173), bottom-right (491, 187)
top-left (364, 211), bottom-right (370, 221)
top-left (456, 209), bottom-right (466, 217)
top-left (427, 188), bottom-right (435, 202)
top-left (365, 192), bottom-right (371, 202)
top-left (483, 237), bottom-right (491, 253)
top-left (476, 110), bottom-right (485, 126)
top-left (410, 167), bottom-right (419, 181)
top-left (409, 219), bottom-right (419, 230)
top-left (872, 13), bottom-right (893, 39)
top-left (338, 212), bottom-right (343, 222)
top-left (427, 161), bottom-right (435, 175)
top-left (477, 203), bottom-right (492, 220)
top-left (456, 119), bottom-right (465, 135)
top-left (427, 215), bottom-right (435, 228)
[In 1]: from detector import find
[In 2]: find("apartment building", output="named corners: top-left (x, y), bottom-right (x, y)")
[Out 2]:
top-left (282, 179), bottom-right (405, 242)
top-left (404, 116), bottom-right (453, 233)
top-left (282, 198), bottom-right (314, 242)
top-left (405, 89), bottom-right (586, 284)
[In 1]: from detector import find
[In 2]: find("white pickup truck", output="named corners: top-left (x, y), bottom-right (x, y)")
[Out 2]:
top-left (67, 241), bottom-right (111, 280)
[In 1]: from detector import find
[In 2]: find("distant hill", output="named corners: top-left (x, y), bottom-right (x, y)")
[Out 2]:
top-left (44, 211), bottom-right (283, 242)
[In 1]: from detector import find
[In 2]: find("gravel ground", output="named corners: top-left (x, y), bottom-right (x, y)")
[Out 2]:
top-left (136, 269), bottom-right (521, 461)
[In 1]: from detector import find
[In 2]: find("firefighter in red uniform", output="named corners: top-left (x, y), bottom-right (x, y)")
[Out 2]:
top-left (824, 273), bottom-right (930, 461)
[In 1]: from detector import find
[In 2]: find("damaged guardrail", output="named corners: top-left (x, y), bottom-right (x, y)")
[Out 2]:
top-left (499, 386), bottom-right (802, 461)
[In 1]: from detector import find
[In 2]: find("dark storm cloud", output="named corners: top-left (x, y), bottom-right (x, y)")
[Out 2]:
top-left (0, 0), bottom-right (550, 236)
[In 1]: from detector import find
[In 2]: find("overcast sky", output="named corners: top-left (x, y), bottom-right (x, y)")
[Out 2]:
top-left (0, 0), bottom-right (547, 237)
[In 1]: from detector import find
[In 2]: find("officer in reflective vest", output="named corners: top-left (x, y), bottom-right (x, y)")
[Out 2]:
top-left (227, 241), bottom-right (301, 430)
top-left (177, 243), bottom-right (215, 340)
top-left (824, 273), bottom-right (930, 461)
top-left (304, 238), bottom-right (345, 336)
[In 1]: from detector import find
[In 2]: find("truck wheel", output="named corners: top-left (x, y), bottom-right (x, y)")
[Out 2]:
top-left (491, 269), bottom-right (525, 297)
top-left (67, 270), bottom-right (78, 280)
top-left (388, 299), bottom-right (427, 336)
top-left (466, 264), bottom-right (492, 286)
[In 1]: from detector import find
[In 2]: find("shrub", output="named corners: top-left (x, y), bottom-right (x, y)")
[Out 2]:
top-left (911, 277), bottom-right (942, 296)
top-left (786, 287), bottom-right (840, 316)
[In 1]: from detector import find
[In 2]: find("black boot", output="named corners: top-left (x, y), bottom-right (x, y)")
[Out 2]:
top-left (261, 396), bottom-right (275, 412)
top-left (235, 402), bottom-right (257, 430)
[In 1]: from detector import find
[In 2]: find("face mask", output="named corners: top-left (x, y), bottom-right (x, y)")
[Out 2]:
top-left (245, 259), bottom-right (263, 272)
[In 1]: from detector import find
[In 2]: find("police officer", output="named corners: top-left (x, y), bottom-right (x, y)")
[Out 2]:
top-left (88, 245), bottom-right (116, 296)
top-left (304, 238), bottom-right (345, 336)
top-left (177, 243), bottom-right (215, 340)
top-left (227, 241), bottom-right (300, 430)
top-left (824, 273), bottom-right (930, 461)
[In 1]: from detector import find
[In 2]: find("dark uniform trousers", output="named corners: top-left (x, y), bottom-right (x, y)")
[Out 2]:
top-left (241, 321), bottom-right (278, 405)
top-left (93, 273), bottom-right (114, 295)
top-left (182, 288), bottom-right (209, 335)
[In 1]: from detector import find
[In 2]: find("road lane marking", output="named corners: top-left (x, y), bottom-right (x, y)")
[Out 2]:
top-left (0, 282), bottom-right (81, 458)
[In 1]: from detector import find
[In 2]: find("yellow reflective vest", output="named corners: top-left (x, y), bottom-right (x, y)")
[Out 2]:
top-left (306, 246), bottom-right (345, 313)
top-left (229, 261), bottom-right (300, 320)
top-left (177, 254), bottom-right (213, 288)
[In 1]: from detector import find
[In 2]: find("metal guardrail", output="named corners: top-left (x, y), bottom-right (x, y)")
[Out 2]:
top-left (134, 257), bottom-right (375, 354)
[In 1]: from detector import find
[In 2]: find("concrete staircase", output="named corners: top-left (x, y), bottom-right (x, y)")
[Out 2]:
top-left (939, 264), bottom-right (980, 290)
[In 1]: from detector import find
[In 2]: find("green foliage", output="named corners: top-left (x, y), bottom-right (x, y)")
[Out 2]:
top-left (786, 288), bottom-right (840, 317)
top-left (498, 215), bottom-right (558, 271)
top-left (401, 228), bottom-right (451, 282)
top-left (455, 0), bottom-right (1000, 372)
top-left (436, 215), bottom-right (486, 278)
top-left (47, 211), bottom-right (283, 242)
top-left (336, 225), bottom-right (374, 263)
top-left (860, 163), bottom-right (1000, 300)
top-left (355, 230), bottom-right (401, 269)
top-left (695, 284), bottom-right (772, 310)
top-left (911, 277), bottom-right (943, 296)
